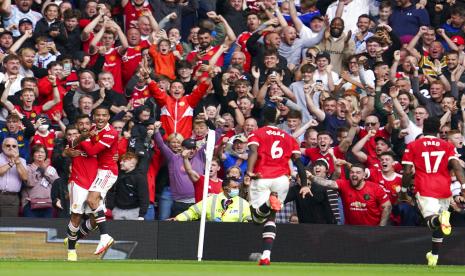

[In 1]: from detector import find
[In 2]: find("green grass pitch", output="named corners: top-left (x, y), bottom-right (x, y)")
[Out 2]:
top-left (1, 260), bottom-right (465, 276)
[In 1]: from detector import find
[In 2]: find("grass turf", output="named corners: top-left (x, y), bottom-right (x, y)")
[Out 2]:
top-left (1, 260), bottom-right (465, 276)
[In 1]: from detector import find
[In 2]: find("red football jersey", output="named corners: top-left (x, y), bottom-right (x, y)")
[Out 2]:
top-left (336, 179), bottom-right (390, 226)
top-left (402, 135), bottom-right (458, 198)
top-left (69, 141), bottom-right (98, 190)
top-left (122, 40), bottom-right (150, 86)
top-left (123, 2), bottom-right (153, 31)
top-left (359, 127), bottom-right (390, 160)
top-left (14, 105), bottom-right (43, 124)
top-left (80, 124), bottom-right (119, 175)
top-left (186, 45), bottom-right (225, 70)
top-left (247, 125), bottom-right (300, 178)
top-left (236, 31), bottom-right (252, 72)
top-left (367, 168), bottom-right (402, 204)
top-left (129, 85), bottom-right (150, 108)
top-left (31, 130), bottom-right (55, 158)
top-left (304, 146), bottom-right (345, 175)
top-left (103, 47), bottom-right (124, 93)
top-left (193, 175), bottom-right (223, 203)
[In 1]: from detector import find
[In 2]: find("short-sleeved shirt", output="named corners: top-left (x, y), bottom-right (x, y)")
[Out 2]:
top-left (304, 146), bottom-right (345, 175)
top-left (358, 127), bottom-right (390, 160)
top-left (193, 175), bottom-right (222, 203)
top-left (402, 135), bottom-right (459, 198)
top-left (336, 179), bottom-right (390, 226)
top-left (69, 141), bottom-right (98, 190)
top-left (247, 125), bottom-right (300, 178)
top-left (90, 124), bottom-right (119, 175)
top-left (367, 168), bottom-right (402, 204)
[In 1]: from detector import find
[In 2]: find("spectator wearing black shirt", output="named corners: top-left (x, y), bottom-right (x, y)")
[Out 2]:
top-left (107, 152), bottom-right (149, 220)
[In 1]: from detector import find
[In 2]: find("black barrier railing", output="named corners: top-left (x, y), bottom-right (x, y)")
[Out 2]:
top-left (1, 218), bottom-right (465, 264)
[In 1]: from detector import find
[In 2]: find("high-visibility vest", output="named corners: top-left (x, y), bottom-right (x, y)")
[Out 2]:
top-left (176, 193), bottom-right (252, 222)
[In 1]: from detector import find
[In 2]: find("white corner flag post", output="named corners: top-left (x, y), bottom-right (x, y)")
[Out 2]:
top-left (197, 129), bottom-right (216, 262)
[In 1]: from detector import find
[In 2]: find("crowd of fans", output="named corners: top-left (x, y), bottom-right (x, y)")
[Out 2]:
top-left (0, 0), bottom-right (465, 226)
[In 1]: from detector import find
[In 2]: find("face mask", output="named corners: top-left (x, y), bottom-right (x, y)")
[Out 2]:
top-left (228, 188), bottom-right (239, 198)
top-left (38, 124), bottom-right (49, 132)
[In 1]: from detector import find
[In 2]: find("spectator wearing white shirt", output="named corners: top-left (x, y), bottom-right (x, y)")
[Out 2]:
top-left (313, 52), bottom-right (339, 92)
top-left (351, 14), bottom-right (374, 54)
top-left (326, 0), bottom-right (372, 33)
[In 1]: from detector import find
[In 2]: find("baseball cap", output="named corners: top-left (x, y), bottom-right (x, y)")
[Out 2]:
top-left (18, 18), bottom-right (33, 26)
top-left (451, 35), bottom-right (465, 46)
top-left (232, 134), bottom-right (247, 143)
top-left (375, 136), bottom-right (391, 147)
top-left (0, 30), bottom-right (13, 37)
top-left (181, 138), bottom-right (197, 149)
top-left (315, 51), bottom-right (331, 63)
top-left (310, 15), bottom-right (324, 22)
top-left (314, 158), bottom-right (329, 169)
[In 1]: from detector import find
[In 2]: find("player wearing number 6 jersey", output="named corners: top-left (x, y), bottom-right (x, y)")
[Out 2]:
top-left (401, 117), bottom-right (465, 267)
top-left (245, 107), bottom-right (311, 266)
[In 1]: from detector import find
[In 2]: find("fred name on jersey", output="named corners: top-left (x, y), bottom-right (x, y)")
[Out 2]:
top-left (266, 129), bottom-right (285, 138)
top-left (423, 140), bottom-right (440, 147)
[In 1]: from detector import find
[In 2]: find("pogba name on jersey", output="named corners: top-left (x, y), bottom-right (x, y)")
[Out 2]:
top-left (266, 129), bottom-right (285, 138)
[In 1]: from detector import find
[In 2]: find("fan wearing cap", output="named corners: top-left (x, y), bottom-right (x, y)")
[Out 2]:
top-left (219, 134), bottom-right (248, 176)
top-left (9, 18), bottom-right (35, 51)
top-left (153, 122), bottom-right (214, 217)
top-left (285, 158), bottom-right (340, 224)
top-left (0, 30), bottom-right (14, 54)
top-left (2, 0), bottom-right (42, 37)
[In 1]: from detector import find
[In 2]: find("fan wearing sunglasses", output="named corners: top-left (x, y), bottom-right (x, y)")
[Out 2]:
top-left (0, 137), bottom-right (28, 217)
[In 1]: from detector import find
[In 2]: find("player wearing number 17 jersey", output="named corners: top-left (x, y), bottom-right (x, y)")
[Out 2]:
top-left (245, 107), bottom-right (310, 266)
top-left (401, 117), bottom-right (465, 267)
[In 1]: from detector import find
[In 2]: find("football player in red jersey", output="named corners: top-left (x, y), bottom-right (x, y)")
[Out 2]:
top-left (309, 163), bottom-right (392, 226)
top-left (401, 117), bottom-right (465, 267)
top-left (245, 107), bottom-right (310, 265)
top-left (73, 106), bottom-right (119, 255)
top-left (63, 115), bottom-right (99, 261)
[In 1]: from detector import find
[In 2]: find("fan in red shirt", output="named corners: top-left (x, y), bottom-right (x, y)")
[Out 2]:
top-left (401, 117), bottom-right (465, 266)
top-left (63, 115), bottom-right (99, 261)
top-left (0, 86), bottom-right (59, 125)
top-left (352, 130), bottom-right (402, 172)
top-left (72, 106), bottom-right (119, 256)
top-left (37, 65), bottom-right (67, 125)
top-left (235, 13), bottom-right (261, 72)
top-left (31, 122), bottom-right (56, 159)
top-left (366, 151), bottom-right (404, 225)
top-left (89, 19), bottom-right (129, 94)
top-left (245, 107), bottom-right (310, 266)
top-left (309, 163), bottom-right (392, 226)
top-left (186, 15), bottom-right (236, 71)
top-left (303, 129), bottom-right (355, 176)
top-left (357, 114), bottom-right (392, 161)
top-left (122, 28), bottom-right (150, 86)
top-left (121, 0), bottom-right (153, 31)
top-left (183, 153), bottom-right (223, 203)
